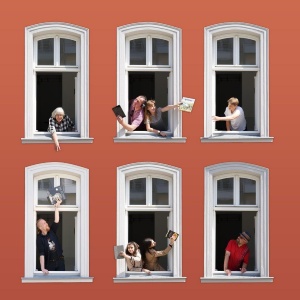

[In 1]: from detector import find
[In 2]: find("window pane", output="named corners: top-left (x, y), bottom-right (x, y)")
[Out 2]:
top-left (60, 38), bottom-right (76, 66)
top-left (130, 178), bottom-right (146, 205)
top-left (152, 178), bottom-right (169, 205)
top-left (217, 38), bottom-right (233, 65)
top-left (130, 38), bottom-right (146, 65)
top-left (240, 38), bottom-right (256, 65)
top-left (152, 38), bottom-right (169, 65)
top-left (240, 178), bottom-right (256, 205)
top-left (38, 178), bottom-right (54, 205)
top-left (38, 38), bottom-right (54, 65)
top-left (217, 178), bottom-right (234, 205)
top-left (60, 178), bottom-right (76, 205)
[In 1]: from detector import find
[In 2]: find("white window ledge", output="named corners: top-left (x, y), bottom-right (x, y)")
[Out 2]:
top-left (201, 136), bottom-right (274, 143)
top-left (22, 276), bottom-right (94, 283)
top-left (114, 275), bottom-right (186, 283)
top-left (21, 137), bottom-right (94, 144)
top-left (114, 136), bottom-right (187, 143)
top-left (200, 276), bottom-right (274, 283)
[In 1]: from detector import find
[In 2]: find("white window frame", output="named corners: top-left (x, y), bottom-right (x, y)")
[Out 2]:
top-left (22, 22), bottom-right (93, 144)
top-left (22, 162), bottom-right (93, 283)
top-left (202, 22), bottom-right (273, 143)
top-left (115, 22), bottom-right (185, 143)
top-left (201, 162), bottom-right (273, 283)
top-left (114, 162), bottom-right (186, 283)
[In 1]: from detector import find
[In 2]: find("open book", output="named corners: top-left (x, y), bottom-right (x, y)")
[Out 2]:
top-left (179, 97), bottom-right (195, 113)
top-left (112, 105), bottom-right (126, 118)
top-left (165, 230), bottom-right (179, 241)
top-left (47, 186), bottom-right (66, 205)
top-left (114, 245), bottom-right (124, 259)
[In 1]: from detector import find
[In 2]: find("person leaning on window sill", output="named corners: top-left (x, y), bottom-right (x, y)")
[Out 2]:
top-left (48, 107), bottom-right (76, 151)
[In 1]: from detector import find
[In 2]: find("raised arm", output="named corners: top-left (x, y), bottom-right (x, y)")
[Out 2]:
top-left (54, 199), bottom-right (62, 223)
top-left (117, 116), bottom-right (139, 131)
top-left (161, 103), bottom-right (181, 113)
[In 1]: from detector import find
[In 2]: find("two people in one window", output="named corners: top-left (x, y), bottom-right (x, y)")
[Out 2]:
top-left (48, 107), bottom-right (76, 151)
top-left (223, 231), bottom-right (251, 276)
top-left (212, 97), bottom-right (247, 131)
top-left (116, 95), bottom-right (180, 136)
top-left (120, 235), bottom-right (176, 274)
top-left (36, 199), bottom-right (65, 274)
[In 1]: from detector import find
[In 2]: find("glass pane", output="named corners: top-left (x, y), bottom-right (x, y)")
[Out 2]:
top-left (38, 38), bottom-right (54, 65)
top-left (240, 38), bottom-right (256, 65)
top-left (217, 178), bottom-right (234, 205)
top-left (152, 178), bottom-right (169, 205)
top-left (60, 38), bottom-right (76, 65)
top-left (217, 38), bottom-right (233, 65)
top-left (130, 38), bottom-right (146, 65)
top-left (152, 38), bottom-right (169, 65)
top-left (38, 178), bottom-right (54, 205)
top-left (240, 178), bottom-right (256, 205)
top-left (60, 178), bottom-right (76, 205)
top-left (130, 178), bottom-right (146, 205)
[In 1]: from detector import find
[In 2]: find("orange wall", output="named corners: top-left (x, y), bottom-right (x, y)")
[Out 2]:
top-left (0, 0), bottom-right (299, 299)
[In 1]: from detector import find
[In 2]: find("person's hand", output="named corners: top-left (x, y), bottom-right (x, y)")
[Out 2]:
top-left (212, 116), bottom-right (218, 121)
top-left (159, 131), bottom-right (167, 137)
top-left (240, 267), bottom-right (247, 274)
top-left (54, 199), bottom-right (62, 208)
top-left (119, 251), bottom-right (126, 257)
top-left (225, 269), bottom-right (231, 276)
top-left (117, 115), bottom-right (124, 125)
top-left (142, 268), bottom-right (151, 275)
top-left (55, 142), bottom-right (61, 151)
top-left (41, 268), bottom-right (49, 275)
top-left (169, 236), bottom-right (175, 245)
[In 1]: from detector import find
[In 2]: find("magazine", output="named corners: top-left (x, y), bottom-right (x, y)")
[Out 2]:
top-left (179, 97), bottom-right (195, 113)
top-left (112, 105), bottom-right (126, 118)
top-left (165, 230), bottom-right (179, 241)
top-left (114, 245), bottom-right (124, 259)
top-left (47, 186), bottom-right (66, 205)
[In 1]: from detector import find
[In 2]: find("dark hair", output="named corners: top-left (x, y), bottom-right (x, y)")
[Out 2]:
top-left (125, 241), bottom-right (139, 256)
top-left (140, 238), bottom-right (154, 262)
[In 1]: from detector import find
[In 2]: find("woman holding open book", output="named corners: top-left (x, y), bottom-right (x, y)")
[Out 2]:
top-left (119, 242), bottom-right (151, 274)
top-left (140, 236), bottom-right (176, 271)
top-left (144, 100), bottom-right (181, 137)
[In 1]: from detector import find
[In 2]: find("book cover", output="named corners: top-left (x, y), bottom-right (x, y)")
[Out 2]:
top-left (47, 186), bottom-right (66, 205)
top-left (114, 245), bottom-right (124, 259)
top-left (112, 105), bottom-right (126, 118)
top-left (179, 97), bottom-right (195, 113)
top-left (165, 230), bottom-right (179, 241)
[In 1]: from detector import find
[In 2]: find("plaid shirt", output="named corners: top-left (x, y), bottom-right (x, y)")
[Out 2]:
top-left (48, 115), bottom-right (75, 134)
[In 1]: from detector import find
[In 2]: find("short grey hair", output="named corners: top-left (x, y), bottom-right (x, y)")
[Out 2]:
top-left (51, 107), bottom-right (65, 118)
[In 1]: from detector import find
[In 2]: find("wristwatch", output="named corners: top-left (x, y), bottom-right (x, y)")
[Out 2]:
top-left (157, 130), bottom-right (161, 135)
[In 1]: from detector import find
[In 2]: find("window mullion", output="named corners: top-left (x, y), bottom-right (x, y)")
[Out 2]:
top-left (234, 35), bottom-right (239, 65)
top-left (234, 175), bottom-right (240, 205)
top-left (54, 175), bottom-right (60, 186)
top-left (55, 35), bottom-right (60, 66)
top-left (146, 175), bottom-right (152, 205)
top-left (147, 35), bottom-right (152, 66)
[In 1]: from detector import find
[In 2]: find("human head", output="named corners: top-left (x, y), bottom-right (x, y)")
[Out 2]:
top-left (227, 97), bottom-right (239, 113)
top-left (237, 231), bottom-right (251, 245)
top-left (126, 241), bottom-right (139, 256)
top-left (51, 107), bottom-right (65, 123)
top-left (36, 219), bottom-right (50, 235)
top-left (135, 95), bottom-right (147, 108)
top-left (145, 100), bottom-right (156, 116)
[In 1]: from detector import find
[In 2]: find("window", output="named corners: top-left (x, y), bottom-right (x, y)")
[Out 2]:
top-left (22, 163), bottom-right (92, 283)
top-left (114, 163), bottom-right (185, 282)
top-left (22, 22), bottom-right (93, 144)
top-left (115, 23), bottom-right (185, 143)
top-left (201, 162), bottom-right (273, 283)
top-left (202, 23), bottom-right (273, 142)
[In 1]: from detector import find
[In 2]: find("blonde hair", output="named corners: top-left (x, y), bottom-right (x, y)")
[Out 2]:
top-left (51, 107), bottom-right (65, 118)
top-left (227, 97), bottom-right (239, 106)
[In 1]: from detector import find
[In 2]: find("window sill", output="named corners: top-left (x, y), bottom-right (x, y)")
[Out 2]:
top-left (114, 136), bottom-right (187, 143)
top-left (113, 275), bottom-right (186, 283)
top-left (201, 135), bottom-right (274, 143)
top-left (200, 276), bottom-right (274, 283)
top-left (22, 275), bottom-right (94, 283)
top-left (21, 137), bottom-right (94, 144)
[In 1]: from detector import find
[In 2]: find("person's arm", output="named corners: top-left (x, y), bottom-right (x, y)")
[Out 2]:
top-left (161, 103), bottom-right (181, 113)
top-left (224, 250), bottom-right (231, 276)
top-left (145, 121), bottom-right (167, 137)
top-left (49, 118), bottom-right (61, 151)
top-left (117, 116), bottom-right (139, 131)
top-left (226, 121), bottom-right (231, 131)
top-left (54, 199), bottom-right (62, 223)
top-left (240, 263), bottom-right (247, 274)
top-left (52, 132), bottom-right (61, 151)
top-left (152, 236), bottom-right (175, 257)
top-left (39, 255), bottom-right (49, 275)
top-left (212, 109), bottom-right (241, 122)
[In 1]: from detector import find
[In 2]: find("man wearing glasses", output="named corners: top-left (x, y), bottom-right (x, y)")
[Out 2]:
top-left (223, 231), bottom-right (251, 276)
top-left (117, 95), bottom-right (147, 131)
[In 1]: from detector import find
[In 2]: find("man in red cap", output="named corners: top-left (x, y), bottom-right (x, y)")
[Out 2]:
top-left (223, 231), bottom-right (251, 276)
